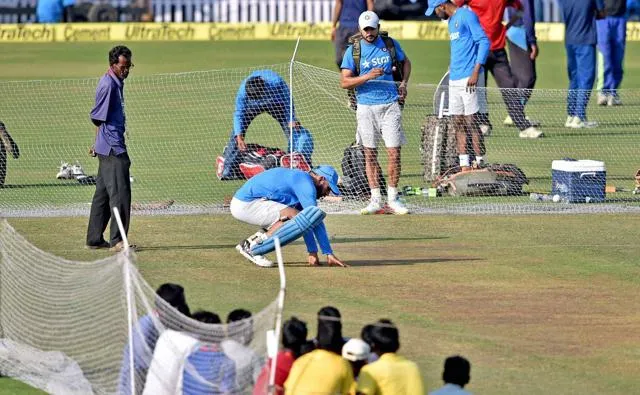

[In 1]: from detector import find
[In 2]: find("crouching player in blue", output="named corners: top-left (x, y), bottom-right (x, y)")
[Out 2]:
top-left (230, 166), bottom-right (347, 268)
top-left (219, 69), bottom-right (315, 180)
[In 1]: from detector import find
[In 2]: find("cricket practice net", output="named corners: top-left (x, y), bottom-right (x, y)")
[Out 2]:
top-left (1, 62), bottom-right (639, 216)
top-left (0, 220), bottom-right (280, 394)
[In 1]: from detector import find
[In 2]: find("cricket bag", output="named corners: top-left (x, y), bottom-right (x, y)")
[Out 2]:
top-left (434, 164), bottom-right (528, 197)
top-left (340, 142), bottom-right (386, 199)
top-left (216, 143), bottom-right (310, 180)
top-left (420, 115), bottom-right (458, 183)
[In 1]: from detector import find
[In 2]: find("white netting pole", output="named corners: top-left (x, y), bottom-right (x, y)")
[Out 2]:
top-left (289, 36), bottom-right (301, 169)
top-left (113, 207), bottom-right (131, 256)
top-left (431, 91), bottom-right (446, 177)
top-left (115, 206), bottom-right (136, 395)
top-left (268, 237), bottom-right (286, 394)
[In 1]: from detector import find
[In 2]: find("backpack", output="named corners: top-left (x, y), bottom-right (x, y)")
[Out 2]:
top-left (433, 164), bottom-right (529, 197)
top-left (348, 31), bottom-right (404, 81)
top-left (340, 142), bottom-right (387, 199)
top-left (347, 32), bottom-right (405, 110)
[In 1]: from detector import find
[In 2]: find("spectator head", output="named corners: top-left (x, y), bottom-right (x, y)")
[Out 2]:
top-left (282, 317), bottom-right (308, 358)
top-left (245, 76), bottom-right (267, 100)
top-left (227, 308), bottom-right (253, 346)
top-left (316, 306), bottom-right (344, 355)
top-left (342, 338), bottom-right (371, 378)
top-left (442, 355), bottom-right (471, 387)
top-left (368, 319), bottom-right (400, 355)
top-left (191, 310), bottom-right (222, 324)
top-left (155, 283), bottom-right (190, 317)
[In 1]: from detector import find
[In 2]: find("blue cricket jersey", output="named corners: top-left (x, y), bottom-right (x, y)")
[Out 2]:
top-left (233, 69), bottom-right (297, 137)
top-left (340, 36), bottom-right (407, 105)
top-left (448, 7), bottom-right (490, 81)
top-left (559, 0), bottom-right (605, 45)
top-left (234, 168), bottom-right (334, 255)
top-left (183, 345), bottom-right (237, 394)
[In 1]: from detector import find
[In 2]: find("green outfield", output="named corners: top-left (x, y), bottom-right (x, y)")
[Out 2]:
top-left (1, 41), bottom-right (640, 394)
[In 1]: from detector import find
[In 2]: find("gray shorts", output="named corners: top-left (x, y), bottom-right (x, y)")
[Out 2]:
top-left (356, 102), bottom-right (406, 149)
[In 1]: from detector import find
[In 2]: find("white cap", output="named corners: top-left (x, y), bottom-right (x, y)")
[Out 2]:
top-left (342, 338), bottom-right (371, 362)
top-left (358, 11), bottom-right (380, 30)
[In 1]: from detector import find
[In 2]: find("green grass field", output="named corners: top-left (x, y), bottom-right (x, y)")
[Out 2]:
top-left (1, 41), bottom-right (640, 394)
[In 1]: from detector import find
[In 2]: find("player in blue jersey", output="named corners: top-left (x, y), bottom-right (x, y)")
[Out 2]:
top-left (230, 166), bottom-right (347, 268)
top-left (340, 11), bottom-right (412, 215)
top-left (219, 69), bottom-right (314, 180)
top-left (427, 0), bottom-right (490, 169)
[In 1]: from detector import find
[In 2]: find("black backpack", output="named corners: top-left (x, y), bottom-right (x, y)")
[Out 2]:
top-left (339, 142), bottom-right (387, 199)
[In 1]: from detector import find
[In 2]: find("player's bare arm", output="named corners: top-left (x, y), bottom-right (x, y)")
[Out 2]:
top-left (398, 57), bottom-right (412, 100)
top-left (331, 0), bottom-right (343, 41)
top-left (340, 68), bottom-right (384, 90)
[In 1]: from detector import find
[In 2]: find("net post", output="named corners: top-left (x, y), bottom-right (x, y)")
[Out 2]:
top-left (112, 207), bottom-right (131, 256)
top-left (288, 36), bottom-right (301, 169)
top-left (121, 248), bottom-right (136, 395)
top-left (431, 91), bottom-right (446, 178)
top-left (114, 207), bottom-right (136, 394)
top-left (268, 237), bottom-right (287, 394)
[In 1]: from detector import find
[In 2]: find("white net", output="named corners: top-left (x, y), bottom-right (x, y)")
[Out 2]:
top-left (1, 61), bottom-right (639, 216)
top-left (0, 220), bottom-right (279, 394)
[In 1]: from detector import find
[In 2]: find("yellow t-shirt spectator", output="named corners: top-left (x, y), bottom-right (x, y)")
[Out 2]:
top-left (284, 349), bottom-right (354, 394)
top-left (356, 353), bottom-right (424, 395)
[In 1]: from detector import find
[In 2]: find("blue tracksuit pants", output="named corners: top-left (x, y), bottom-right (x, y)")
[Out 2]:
top-left (596, 16), bottom-right (626, 96)
top-left (566, 44), bottom-right (596, 121)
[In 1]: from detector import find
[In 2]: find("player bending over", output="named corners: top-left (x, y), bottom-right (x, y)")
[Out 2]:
top-left (219, 69), bottom-right (314, 180)
top-left (230, 166), bottom-right (347, 268)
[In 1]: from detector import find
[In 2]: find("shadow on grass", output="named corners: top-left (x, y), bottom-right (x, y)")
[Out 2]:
top-left (0, 182), bottom-right (92, 188)
top-left (136, 236), bottom-right (449, 252)
top-left (285, 257), bottom-right (482, 267)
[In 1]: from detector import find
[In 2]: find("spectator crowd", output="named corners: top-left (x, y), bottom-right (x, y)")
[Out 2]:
top-left (123, 282), bottom-right (474, 394)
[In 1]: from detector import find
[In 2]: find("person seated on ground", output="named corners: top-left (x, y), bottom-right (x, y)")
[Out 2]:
top-left (342, 338), bottom-right (371, 379)
top-left (430, 355), bottom-right (473, 395)
top-left (118, 283), bottom-right (191, 395)
top-left (284, 306), bottom-right (354, 394)
top-left (360, 324), bottom-right (379, 363)
top-left (219, 69), bottom-right (315, 179)
top-left (356, 319), bottom-right (424, 395)
top-left (182, 310), bottom-right (237, 394)
top-left (220, 309), bottom-right (264, 390)
top-left (253, 316), bottom-right (310, 395)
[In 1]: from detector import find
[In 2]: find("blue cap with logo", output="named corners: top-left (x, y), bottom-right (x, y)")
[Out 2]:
top-left (426, 0), bottom-right (448, 16)
top-left (313, 165), bottom-right (341, 196)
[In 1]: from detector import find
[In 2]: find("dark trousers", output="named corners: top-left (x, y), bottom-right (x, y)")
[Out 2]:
top-left (335, 25), bottom-right (359, 68)
top-left (486, 49), bottom-right (532, 131)
top-left (86, 152), bottom-right (132, 247)
top-left (507, 39), bottom-right (537, 106)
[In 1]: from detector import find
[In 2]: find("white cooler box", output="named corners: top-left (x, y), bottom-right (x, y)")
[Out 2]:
top-left (551, 160), bottom-right (606, 203)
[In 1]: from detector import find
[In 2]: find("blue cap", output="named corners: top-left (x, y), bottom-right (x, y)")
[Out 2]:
top-left (313, 165), bottom-right (341, 196)
top-left (426, 0), bottom-right (447, 16)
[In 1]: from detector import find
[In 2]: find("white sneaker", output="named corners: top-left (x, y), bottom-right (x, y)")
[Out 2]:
top-left (71, 162), bottom-right (86, 178)
top-left (597, 93), bottom-right (608, 106)
top-left (565, 116), bottom-right (577, 128)
top-left (360, 200), bottom-right (382, 215)
top-left (607, 95), bottom-right (622, 106)
top-left (479, 124), bottom-right (492, 136)
top-left (235, 240), bottom-right (273, 268)
top-left (568, 117), bottom-right (598, 129)
top-left (56, 162), bottom-right (73, 179)
top-left (503, 115), bottom-right (513, 126)
top-left (519, 127), bottom-right (544, 139)
top-left (387, 199), bottom-right (409, 215)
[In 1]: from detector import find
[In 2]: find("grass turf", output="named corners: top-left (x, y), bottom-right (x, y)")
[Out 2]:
top-left (1, 40), bottom-right (640, 394)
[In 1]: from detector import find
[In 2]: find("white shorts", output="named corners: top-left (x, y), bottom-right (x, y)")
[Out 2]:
top-left (230, 197), bottom-right (287, 229)
top-left (356, 102), bottom-right (406, 149)
top-left (449, 77), bottom-right (479, 116)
